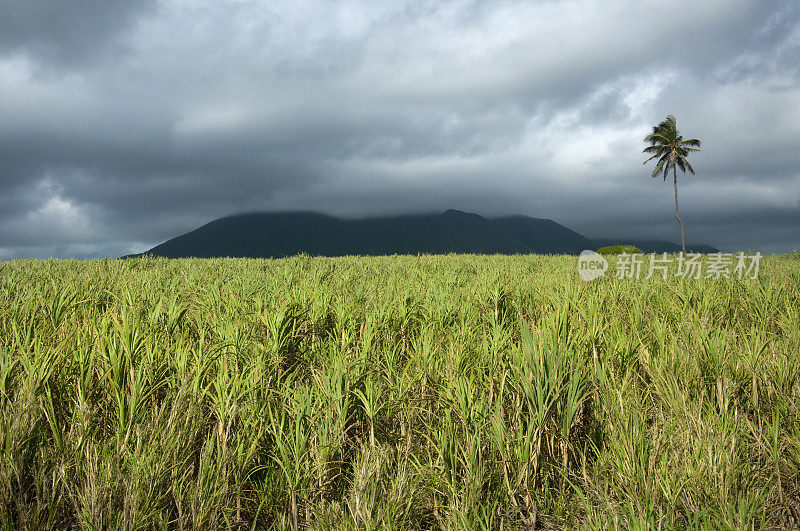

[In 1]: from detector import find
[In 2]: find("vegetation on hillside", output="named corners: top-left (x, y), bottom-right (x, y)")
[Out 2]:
top-left (1, 254), bottom-right (798, 528)
top-left (596, 245), bottom-right (643, 255)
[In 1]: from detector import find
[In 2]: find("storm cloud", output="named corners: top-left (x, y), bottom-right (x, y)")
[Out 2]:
top-left (1, 0), bottom-right (798, 259)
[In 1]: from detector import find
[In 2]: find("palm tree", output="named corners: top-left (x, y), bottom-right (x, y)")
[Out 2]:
top-left (643, 115), bottom-right (701, 255)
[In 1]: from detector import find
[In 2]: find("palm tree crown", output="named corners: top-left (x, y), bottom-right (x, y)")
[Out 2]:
top-left (643, 115), bottom-right (701, 180)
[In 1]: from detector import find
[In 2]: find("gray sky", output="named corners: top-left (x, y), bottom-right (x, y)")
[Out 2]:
top-left (1, 0), bottom-right (798, 259)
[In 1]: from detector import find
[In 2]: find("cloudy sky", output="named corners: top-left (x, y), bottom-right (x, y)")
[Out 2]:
top-left (1, 0), bottom-right (799, 259)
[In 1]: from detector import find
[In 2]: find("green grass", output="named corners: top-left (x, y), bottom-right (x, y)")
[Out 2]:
top-left (1, 253), bottom-right (799, 529)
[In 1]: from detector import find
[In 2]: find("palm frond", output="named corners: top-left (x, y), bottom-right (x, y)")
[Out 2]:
top-left (644, 132), bottom-right (670, 145)
top-left (643, 153), bottom-right (660, 165)
top-left (683, 157), bottom-right (695, 175)
top-left (643, 145), bottom-right (668, 157)
top-left (652, 156), bottom-right (668, 179)
top-left (651, 159), bottom-right (663, 178)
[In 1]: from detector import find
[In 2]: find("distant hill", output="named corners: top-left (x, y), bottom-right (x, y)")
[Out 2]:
top-left (128, 210), bottom-right (718, 258)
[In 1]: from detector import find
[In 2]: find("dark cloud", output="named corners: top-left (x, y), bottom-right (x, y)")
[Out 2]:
top-left (0, 0), bottom-right (158, 67)
top-left (1, 0), bottom-right (799, 260)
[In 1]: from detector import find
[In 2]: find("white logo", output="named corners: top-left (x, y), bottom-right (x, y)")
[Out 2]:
top-left (578, 250), bottom-right (608, 281)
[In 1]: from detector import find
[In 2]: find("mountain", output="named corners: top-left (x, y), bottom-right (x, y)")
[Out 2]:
top-left (491, 216), bottom-right (594, 254)
top-left (129, 210), bottom-right (718, 258)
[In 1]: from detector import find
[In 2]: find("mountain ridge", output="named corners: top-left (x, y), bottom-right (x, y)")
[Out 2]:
top-left (127, 210), bottom-right (719, 258)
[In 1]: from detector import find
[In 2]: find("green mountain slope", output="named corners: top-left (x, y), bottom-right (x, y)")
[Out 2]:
top-left (131, 210), bottom-right (718, 258)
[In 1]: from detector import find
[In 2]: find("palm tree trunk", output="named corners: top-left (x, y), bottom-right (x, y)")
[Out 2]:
top-left (673, 166), bottom-right (686, 255)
